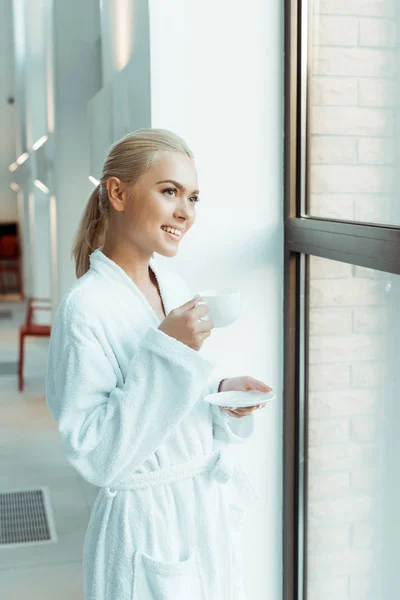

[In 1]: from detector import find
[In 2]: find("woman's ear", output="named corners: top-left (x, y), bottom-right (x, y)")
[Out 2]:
top-left (106, 177), bottom-right (126, 213)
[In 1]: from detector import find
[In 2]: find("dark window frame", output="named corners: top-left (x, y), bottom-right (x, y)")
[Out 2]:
top-left (283, 1), bottom-right (400, 599)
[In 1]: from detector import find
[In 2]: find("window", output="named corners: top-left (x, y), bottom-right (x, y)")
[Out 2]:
top-left (283, 1), bottom-right (400, 599)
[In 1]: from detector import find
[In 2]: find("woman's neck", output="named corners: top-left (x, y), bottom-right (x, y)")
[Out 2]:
top-left (102, 239), bottom-right (153, 288)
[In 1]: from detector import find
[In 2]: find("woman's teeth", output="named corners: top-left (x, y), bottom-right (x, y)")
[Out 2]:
top-left (161, 226), bottom-right (182, 239)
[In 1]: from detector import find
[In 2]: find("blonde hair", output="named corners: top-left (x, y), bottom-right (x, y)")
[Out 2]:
top-left (72, 128), bottom-right (194, 278)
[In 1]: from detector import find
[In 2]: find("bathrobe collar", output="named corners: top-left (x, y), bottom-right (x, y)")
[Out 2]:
top-left (89, 248), bottom-right (169, 325)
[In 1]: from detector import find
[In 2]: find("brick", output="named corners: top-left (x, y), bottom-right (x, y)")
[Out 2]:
top-left (351, 469), bottom-right (382, 492)
top-left (308, 548), bottom-right (374, 579)
top-left (311, 136), bottom-right (357, 164)
top-left (311, 107), bottom-right (393, 136)
top-left (308, 496), bottom-right (374, 527)
top-left (311, 165), bottom-right (394, 193)
top-left (359, 18), bottom-right (397, 48)
top-left (311, 77), bottom-right (358, 106)
top-left (352, 523), bottom-right (376, 548)
top-left (358, 138), bottom-right (394, 165)
top-left (308, 472), bottom-right (351, 500)
top-left (359, 79), bottom-right (396, 107)
top-left (319, 1), bottom-right (395, 18)
top-left (309, 364), bottom-right (351, 391)
top-left (309, 418), bottom-right (351, 445)
top-left (353, 266), bottom-right (384, 279)
top-left (349, 575), bottom-right (374, 598)
top-left (313, 16), bottom-right (359, 46)
top-left (310, 278), bottom-right (387, 307)
top-left (308, 578), bottom-right (349, 600)
top-left (309, 334), bottom-right (385, 363)
top-left (308, 524), bottom-right (351, 553)
top-left (353, 306), bottom-right (388, 333)
top-left (309, 307), bottom-right (353, 335)
top-left (353, 195), bottom-right (392, 223)
top-left (313, 47), bottom-right (395, 77)
top-left (310, 256), bottom-right (352, 278)
top-left (351, 416), bottom-right (379, 442)
top-left (308, 443), bottom-right (378, 472)
top-left (309, 194), bottom-right (355, 220)
top-left (351, 362), bottom-right (388, 388)
top-left (309, 389), bottom-right (378, 418)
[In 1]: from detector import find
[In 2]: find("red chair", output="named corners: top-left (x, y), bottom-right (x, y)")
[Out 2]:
top-left (19, 298), bottom-right (52, 392)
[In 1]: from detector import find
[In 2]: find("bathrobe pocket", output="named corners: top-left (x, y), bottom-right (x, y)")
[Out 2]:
top-left (132, 545), bottom-right (205, 600)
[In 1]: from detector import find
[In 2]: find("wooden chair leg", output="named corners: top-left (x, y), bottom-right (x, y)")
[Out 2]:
top-left (18, 330), bottom-right (25, 392)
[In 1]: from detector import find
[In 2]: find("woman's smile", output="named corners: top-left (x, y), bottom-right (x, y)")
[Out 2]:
top-left (161, 226), bottom-right (182, 241)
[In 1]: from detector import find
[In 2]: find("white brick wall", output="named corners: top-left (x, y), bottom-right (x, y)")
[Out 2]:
top-left (305, 3), bottom-right (395, 597)
top-left (313, 16), bottom-right (359, 46)
top-left (311, 78), bottom-right (358, 106)
top-left (308, 257), bottom-right (387, 599)
top-left (359, 18), bottom-right (397, 47)
top-left (319, 0), bottom-right (395, 18)
top-left (313, 47), bottom-right (395, 77)
top-left (311, 106), bottom-right (393, 136)
top-left (358, 79), bottom-right (396, 107)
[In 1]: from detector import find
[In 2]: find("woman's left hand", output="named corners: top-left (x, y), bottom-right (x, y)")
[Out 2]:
top-left (218, 376), bottom-right (273, 419)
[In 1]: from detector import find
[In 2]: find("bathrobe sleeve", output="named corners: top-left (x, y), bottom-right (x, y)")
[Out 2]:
top-left (46, 312), bottom-right (214, 489)
top-left (206, 372), bottom-right (255, 445)
top-left (178, 274), bottom-right (255, 446)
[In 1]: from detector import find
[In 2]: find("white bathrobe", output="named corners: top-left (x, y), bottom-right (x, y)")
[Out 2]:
top-left (46, 249), bottom-right (259, 600)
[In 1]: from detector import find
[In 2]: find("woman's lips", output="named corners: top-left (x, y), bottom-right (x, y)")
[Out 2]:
top-left (162, 228), bottom-right (181, 241)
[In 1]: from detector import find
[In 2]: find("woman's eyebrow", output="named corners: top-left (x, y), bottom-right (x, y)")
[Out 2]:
top-left (156, 179), bottom-right (199, 195)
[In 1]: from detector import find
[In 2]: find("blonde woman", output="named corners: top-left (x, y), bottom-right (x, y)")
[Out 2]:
top-left (46, 129), bottom-right (272, 600)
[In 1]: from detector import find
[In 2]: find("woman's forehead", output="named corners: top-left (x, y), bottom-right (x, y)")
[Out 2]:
top-left (149, 152), bottom-right (198, 188)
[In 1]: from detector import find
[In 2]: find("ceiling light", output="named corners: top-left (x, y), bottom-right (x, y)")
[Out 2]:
top-left (32, 135), bottom-right (48, 150)
top-left (34, 179), bottom-right (49, 193)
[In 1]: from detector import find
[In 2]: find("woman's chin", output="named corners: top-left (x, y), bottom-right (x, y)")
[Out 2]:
top-left (158, 245), bottom-right (179, 257)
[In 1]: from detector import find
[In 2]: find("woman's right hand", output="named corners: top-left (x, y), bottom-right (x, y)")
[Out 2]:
top-left (158, 296), bottom-right (214, 351)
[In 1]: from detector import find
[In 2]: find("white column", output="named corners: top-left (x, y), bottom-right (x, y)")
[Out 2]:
top-left (99, 0), bottom-right (136, 85)
top-left (53, 0), bottom-right (102, 299)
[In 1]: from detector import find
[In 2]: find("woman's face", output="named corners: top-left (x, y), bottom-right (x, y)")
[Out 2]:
top-left (113, 151), bottom-right (199, 258)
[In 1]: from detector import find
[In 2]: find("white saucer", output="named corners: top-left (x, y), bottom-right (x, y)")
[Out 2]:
top-left (204, 390), bottom-right (276, 408)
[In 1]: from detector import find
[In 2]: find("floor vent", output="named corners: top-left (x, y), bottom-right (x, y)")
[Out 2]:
top-left (0, 487), bottom-right (57, 547)
top-left (0, 362), bottom-right (17, 376)
top-left (0, 310), bottom-right (12, 320)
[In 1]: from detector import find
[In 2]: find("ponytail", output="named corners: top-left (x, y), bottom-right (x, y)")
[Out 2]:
top-left (72, 185), bottom-right (108, 278)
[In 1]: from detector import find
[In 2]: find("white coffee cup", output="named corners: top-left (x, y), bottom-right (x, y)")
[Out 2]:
top-left (195, 289), bottom-right (241, 327)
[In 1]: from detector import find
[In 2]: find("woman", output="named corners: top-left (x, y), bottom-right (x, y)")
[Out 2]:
top-left (46, 128), bottom-right (272, 600)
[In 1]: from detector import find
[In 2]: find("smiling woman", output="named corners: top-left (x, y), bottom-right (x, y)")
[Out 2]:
top-left (47, 128), bottom-right (270, 600)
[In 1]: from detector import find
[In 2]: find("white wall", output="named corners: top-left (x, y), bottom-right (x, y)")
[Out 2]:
top-left (53, 0), bottom-right (102, 301)
top-left (149, 1), bottom-right (284, 598)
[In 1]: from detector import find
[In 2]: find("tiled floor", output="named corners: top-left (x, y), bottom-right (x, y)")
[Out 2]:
top-left (0, 302), bottom-right (98, 599)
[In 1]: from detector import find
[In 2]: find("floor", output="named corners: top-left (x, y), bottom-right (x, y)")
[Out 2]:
top-left (0, 301), bottom-right (98, 599)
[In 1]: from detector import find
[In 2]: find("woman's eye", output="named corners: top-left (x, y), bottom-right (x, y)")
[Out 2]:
top-left (190, 196), bottom-right (199, 204)
top-left (164, 188), bottom-right (177, 197)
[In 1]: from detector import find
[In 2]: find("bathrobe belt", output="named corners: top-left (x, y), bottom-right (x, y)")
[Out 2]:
top-left (103, 448), bottom-right (239, 498)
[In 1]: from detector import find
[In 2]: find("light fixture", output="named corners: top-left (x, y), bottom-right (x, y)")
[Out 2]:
top-left (16, 152), bottom-right (29, 165)
top-left (8, 162), bottom-right (18, 172)
top-left (34, 179), bottom-right (49, 193)
top-left (10, 182), bottom-right (20, 192)
top-left (89, 176), bottom-right (100, 186)
top-left (32, 135), bottom-right (48, 150)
